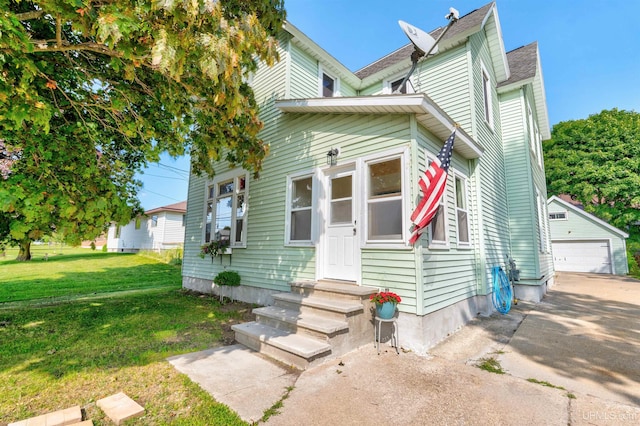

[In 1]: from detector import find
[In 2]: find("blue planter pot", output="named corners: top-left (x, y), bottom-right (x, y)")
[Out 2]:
top-left (376, 302), bottom-right (396, 319)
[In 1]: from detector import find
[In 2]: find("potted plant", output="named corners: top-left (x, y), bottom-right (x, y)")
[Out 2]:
top-left (370, 291), bottom-right (401, 319)
top-left (213, 270), bottom-right (241, 303)
top-left (199, 239), bottom-right (230, 263)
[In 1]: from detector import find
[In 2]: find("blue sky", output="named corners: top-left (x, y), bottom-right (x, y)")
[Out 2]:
top-left (137, 0), bottom-right (640, 210)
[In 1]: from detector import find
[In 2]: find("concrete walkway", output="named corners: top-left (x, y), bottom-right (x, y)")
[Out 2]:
top-left (169, 272), bottom-right (640, 425)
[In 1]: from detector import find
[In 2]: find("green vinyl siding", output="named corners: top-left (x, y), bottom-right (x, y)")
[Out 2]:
top-left (548, 199), bottom-right (628, 275)
top-left (414, 46), bottom-right (472, 131)
top-left (416, 125), bottom-right (478, 314)
top-left (289, 42), bottom-right (319, 99)
top-left (469, 31), bottom-right (511, 282)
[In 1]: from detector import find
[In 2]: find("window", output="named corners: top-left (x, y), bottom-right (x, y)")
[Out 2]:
top-left (549, 211), bottom-right (567, 220)
top-left (366, 157), bottom-right (403, 241)
top-left (151, 215), bottom-right (158, 227)
top-left (319, 66), bottom-right (338, 97)
top-left (135, 217), bottom-right (141, 230)
top-left (115, 225), bottom-right (121, 238)
top-left (536, 189), bottom-right (546, 252)
top-left (481, 63), bottom-right (493, 128)
top-left (204, 171), bottom-right (248, 247)
top-left (182, 214), bottom-right (186, 227)
top-left (454, 174), bottom-right (470, 245)
top-left (286, 174), bottom-right (314, 244)
top-left (426, 153), bottom-right (448, 247)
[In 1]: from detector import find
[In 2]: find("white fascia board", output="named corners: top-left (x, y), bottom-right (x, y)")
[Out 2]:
top-left (547, 196), bottom-right (629, 238)
top-left (275, 94), bottom-right (484, 159)
top-left (283, 21), bottom-right (361, 89)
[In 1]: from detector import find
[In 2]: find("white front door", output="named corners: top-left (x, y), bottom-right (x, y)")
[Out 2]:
top-left (322, 166), bottom-right (360, 281)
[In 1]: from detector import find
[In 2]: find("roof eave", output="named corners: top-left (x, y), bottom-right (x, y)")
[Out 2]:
top-left (275, 94), bottom-right (483, 159)
top-left (283, 21), bottom-right (361, 89)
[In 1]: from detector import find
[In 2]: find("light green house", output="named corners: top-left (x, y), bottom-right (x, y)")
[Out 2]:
top-left (182, 2), bottom-right (554, 360)
top-left (548, 195), bottom-right (629, 275)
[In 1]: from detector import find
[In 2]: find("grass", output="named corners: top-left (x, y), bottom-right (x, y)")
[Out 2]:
top-left (0, 249), bottom-right (255, 425)
top-left (476, 357), bottom-right (505, 374)
top-left (527, 378), bottom-right (576, 400)
top-left (0, 248), bottom-right (180, 304)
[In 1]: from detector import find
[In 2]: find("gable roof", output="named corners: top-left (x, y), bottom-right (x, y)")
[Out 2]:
top-left (497, 42), bottom-right (551, 140)
top-left (145, 201), bottom-right (187, 215)
top-left (354, 2), bottom-right (509, 84)
top-left (547, 196), bottom-right (629, 238)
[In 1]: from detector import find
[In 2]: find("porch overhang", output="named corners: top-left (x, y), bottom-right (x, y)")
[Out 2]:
top-left (275, 94), bottom-right (483, 160)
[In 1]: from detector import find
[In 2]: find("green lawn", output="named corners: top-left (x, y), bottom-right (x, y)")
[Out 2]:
top-left (0, 250), bottom-right (252, 425)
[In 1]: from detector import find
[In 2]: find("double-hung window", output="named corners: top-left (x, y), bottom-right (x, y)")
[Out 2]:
top-left (366, 157), bottom-right (403, 242)
top-left (204, 171), bottom-right (248, 247)
top-left (286, 174), bottom-right (314, 245)
top-left (425, 153), bottom-right (448, 248)
top-left (454, 174), bottom-right (470, 246)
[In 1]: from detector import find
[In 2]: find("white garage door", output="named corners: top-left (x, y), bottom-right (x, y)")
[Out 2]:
top-left (552, 240), bottom-right (612, 274)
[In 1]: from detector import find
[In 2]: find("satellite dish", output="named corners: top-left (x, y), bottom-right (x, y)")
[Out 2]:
top-left (398, 20), bottom-right (438, 56)
top-left (393, 8), bottom-right (459, 94)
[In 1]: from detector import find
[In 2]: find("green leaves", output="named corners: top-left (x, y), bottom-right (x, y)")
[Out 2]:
top-left (544, 109), bottom-right (640, 229)
top-left (0, 0), bottom-right (284, 256)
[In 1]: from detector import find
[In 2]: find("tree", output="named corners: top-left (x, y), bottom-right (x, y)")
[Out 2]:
top-left (0, 0), bottom-right (285, 260)
top-left (543, 109), bottom-right (640, 229)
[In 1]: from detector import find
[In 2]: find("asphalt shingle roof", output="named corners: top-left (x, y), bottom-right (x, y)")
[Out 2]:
top-left (498, 42), bottom-right (538, 87)
top-left (354, 2), bottom-right (495, 79)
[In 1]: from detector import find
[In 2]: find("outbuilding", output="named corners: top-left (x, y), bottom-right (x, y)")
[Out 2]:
top-left (547, 196), bottom-right (629, 275)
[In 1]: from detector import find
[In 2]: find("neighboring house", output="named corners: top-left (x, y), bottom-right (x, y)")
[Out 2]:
top-left (182, 2), bottom-right (553, 355)
top-left (107, 201), bottom-right (187, 253)
top-left (548, 195), bottom-right (629, 275)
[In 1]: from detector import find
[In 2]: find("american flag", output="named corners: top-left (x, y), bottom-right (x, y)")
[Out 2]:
top-left (409, 129), bottom-right (456, 245)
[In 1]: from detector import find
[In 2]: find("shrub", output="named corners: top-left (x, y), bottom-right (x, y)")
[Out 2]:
top-left (214, 270), bottom-right (241, 287)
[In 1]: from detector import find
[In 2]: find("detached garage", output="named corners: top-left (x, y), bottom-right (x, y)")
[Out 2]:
top-left (547, 196), bottom-right (629, 275)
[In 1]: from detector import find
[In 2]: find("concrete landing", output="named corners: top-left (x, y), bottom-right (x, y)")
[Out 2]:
top-left (167, 344), bottom-right (300, 424)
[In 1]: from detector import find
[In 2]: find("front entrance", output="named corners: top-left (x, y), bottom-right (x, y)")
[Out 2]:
top-left (321, 165), bottom-right (360, 282)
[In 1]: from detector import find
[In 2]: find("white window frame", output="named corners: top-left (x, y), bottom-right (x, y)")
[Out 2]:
top-left (318, 65), bottom-right (339, 97)
top-left (151, 215), bottom-right (158, 228)
top-left (285, 171), bottom-right (317, 246)
top-left (454, 172), bottom-right (471, 248)
top-left (384, 71), bottom-right (415, 94)
top-left (203, 169), bottom-right (249, 248)
top-left (424, 151), bottom-right (449, 249)
top-left (549, 211), bottom-right (568, 221)
top-left (481, 62), bottom-right (494, 129)
top-left (535, 189), bottom-right (546, 253)
top-left (362, 147), bottom-right (410, 248)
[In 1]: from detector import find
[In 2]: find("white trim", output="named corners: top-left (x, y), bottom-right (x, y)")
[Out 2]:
top-left (453, 171), bottom-right (471, 248)
top-left (547, 196), bottom-right (629, 238)
top-left (480, 61), bottom-right (494, 130)
top-left (202, 168), bottom-right (249, 248)
top-left (360, 146), bottom-right (411, 249)
top-left (383, 70), bottom-right (415, 94)
top-left (318, 64), bottom-right (340, 97)
top-left (425, 151), bottom-right (449, 250)
top-left (285, 170), bottom-right (317, 246)
top-left (275, 94), bottom-right (484, 160)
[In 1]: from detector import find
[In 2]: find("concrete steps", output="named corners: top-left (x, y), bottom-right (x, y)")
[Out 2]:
top-left (232, 280), bottom-right (378, 369)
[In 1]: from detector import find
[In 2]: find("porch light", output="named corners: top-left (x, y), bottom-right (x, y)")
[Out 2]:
top-left (326, 148), bottom-right (339, 166)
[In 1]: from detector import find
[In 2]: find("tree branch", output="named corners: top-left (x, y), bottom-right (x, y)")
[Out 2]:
top-left (15, 10), bottom-right (45, 21)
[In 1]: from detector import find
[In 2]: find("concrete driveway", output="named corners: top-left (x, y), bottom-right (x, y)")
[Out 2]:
top-left (170, 272), bottom-right (640, 425)
top-left (498, 272), bottom-right (640, 407)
